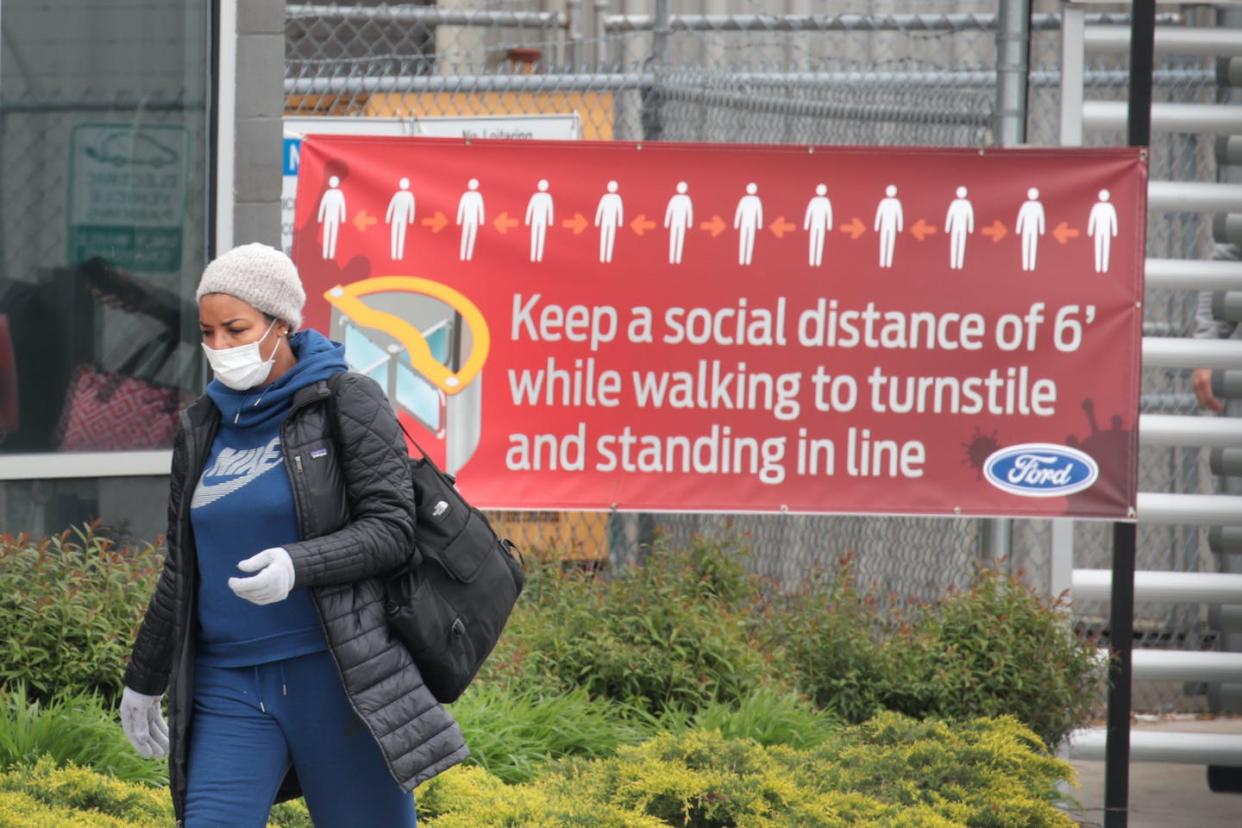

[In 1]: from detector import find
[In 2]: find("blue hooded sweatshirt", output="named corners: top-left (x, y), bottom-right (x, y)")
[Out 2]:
top-left (190, 329), bottom-right (349, 667)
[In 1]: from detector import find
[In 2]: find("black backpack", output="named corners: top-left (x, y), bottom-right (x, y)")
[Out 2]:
top-left (329, 374), bottom-right (525, 703)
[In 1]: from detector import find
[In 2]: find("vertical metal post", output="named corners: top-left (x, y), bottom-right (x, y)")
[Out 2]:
top-left (1105, 7), bottom-right (1155, 826)
top-left (1059, 2), bottom-right (1085, 147)
top-left (594, 0), bottom-right (609, 68)
top-left (641, 0), bottom-right (669, 140)
top-left (994, 0), bottom-right (1031, 146)
top-left (566, 0), bottom-right (582, 71)
top-left (981, 0), bottom-right (1031, 570)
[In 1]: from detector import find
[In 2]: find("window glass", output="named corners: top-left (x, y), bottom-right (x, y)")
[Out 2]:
top-left (0, 0), bottom-right (211, 454)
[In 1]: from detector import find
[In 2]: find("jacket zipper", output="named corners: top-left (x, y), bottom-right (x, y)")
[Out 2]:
top-left (281, 385), bottom-right (409, 790)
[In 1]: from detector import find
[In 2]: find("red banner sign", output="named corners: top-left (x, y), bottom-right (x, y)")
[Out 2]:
top-left (292, 137), bottom-right (1145, 519)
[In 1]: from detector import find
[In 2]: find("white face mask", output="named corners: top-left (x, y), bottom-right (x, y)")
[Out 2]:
top-left (202, 318), bottom-right (281, 390)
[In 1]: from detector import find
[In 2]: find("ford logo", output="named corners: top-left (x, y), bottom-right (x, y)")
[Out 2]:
top-left (983, 443), bottom-right (1099, 498)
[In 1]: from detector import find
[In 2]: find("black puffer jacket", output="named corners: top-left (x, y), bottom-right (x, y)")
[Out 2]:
top-left (123, 372), bottom-right (468, 826)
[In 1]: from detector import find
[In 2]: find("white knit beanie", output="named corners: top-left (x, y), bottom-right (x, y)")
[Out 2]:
top-left (195, 243), bottom-right (306, 332)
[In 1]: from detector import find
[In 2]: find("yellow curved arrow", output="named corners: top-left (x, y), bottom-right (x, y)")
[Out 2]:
top-left (324, 276), bottom-right (490, 396)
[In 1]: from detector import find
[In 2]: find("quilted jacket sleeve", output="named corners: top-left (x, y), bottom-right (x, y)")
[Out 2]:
top-left (284, 372), bottom-right (417, 588)
top-left (122, 425), bottom-right (186, 696)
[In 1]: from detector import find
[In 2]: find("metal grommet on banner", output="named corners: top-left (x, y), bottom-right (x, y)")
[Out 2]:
top-left (953, 506), bottom-right (962, 515)
top-left (807, 146), bottom-right (815, 154)
top-left (635, 143), bottom-right (643, 151)
top-left (780, 504), bottom-right (789, 513)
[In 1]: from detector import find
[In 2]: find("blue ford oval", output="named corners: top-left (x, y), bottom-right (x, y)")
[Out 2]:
top-left (983, 443), bottom-right (1099, 498)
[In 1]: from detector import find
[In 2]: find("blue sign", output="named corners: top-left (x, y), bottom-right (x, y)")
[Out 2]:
top-left (983, 443), bottom-right (1099, 498)
top-left (283, 137), bottom-right (301, 177)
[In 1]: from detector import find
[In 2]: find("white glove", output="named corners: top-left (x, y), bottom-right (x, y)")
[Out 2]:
top-left (228, 547), bottom-right (296, 606)
top-left (119, 686), bottom-right (169, 760)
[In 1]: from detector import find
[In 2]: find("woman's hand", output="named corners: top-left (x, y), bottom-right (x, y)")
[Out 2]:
top-left (228, 547), bottom-right (296, 605)
top-left (119, 686), bottom-right (169, 759)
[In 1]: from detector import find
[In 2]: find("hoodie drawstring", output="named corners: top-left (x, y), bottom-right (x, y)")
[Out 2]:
top-left (253, 664), bottom-right (266, 713)
top-left (252, 661), bottom-right (288, 712)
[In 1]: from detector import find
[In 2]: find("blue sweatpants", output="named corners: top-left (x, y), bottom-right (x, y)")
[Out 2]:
top-left (184, 648), bottom-right (418, 827)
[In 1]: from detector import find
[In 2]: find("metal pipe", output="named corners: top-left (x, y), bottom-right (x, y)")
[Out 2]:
top-left (1210, 526), bottom-right (1242, 555)
top-left (1059, 4), bottom-right (1086, 146)
top-left (1148, 181), bottom-right (1242, 214)
top-left (1214, 370), bottom-right (1242, 401)
top-left (642, 0), bottom-right (669, 140)
top-left (286, 5), bottom-right (565, 27)
top-left (1136, 492), bottom-right (1242, 525)
top-left (1142, 337), bottom-right (1242, 370)
top-left (601, 12), bottom-right (1174, 34)
top-left (1212, 291), bottom-right (1242, 323)
top-left (1084, 101), bottom-right (1242, 135)
top-left (1145, 258), bottom-right (1242, 292)
top-left (279, 69), bottom-right (1210, 97)
top-left (993, 0), bottom-right (1030, 147)
top-left (1129, 650), bottom-right (1242, 683)
top-left (285, 72), bottom-right (652, 95)
top-left (594, 0), bottom-right (609, 68)
top-left (1140, 414), bottom-right (1242, 449)
top-left (1072, 569), bottom-right (1242, 604)
top-left (1211, 447), bottom-right (1242, 477)
top-left (1086, 26), bottom-right (1242, 58)
top-left (1071, 730), bottom-right (1242, 765)
top-left (566, 0), bottom-right (582, 71)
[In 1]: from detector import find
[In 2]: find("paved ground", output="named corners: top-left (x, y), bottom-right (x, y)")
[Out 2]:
top-left (1066, 719), bottom-right (1242, 827)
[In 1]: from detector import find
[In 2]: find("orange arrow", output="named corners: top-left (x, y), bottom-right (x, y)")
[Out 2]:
top-left (420, 211), bottom-right (448, 234)
top-left (352, 210), bottom-right (377, 232)
top-left (699, 215), bottom-right (726, 237)
top-left (839, 217), bottom-right (865, 240)
top-left (769, 216), bottom-right (796, 239)
top-left (493, 211), bottom-right (519, 234)
top-left (910, 218), bottom-right (937, 241)
top-left (980, 219), bottom-right (1007, 243)
top-left (630, 214), bottom-right (656, 236)
top-left (1053, 222), bottom-right (1080, 245)
top-left (561, 212), bottom-right (588, 235)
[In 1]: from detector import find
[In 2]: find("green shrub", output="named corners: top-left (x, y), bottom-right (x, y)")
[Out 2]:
top-left (0, 525), bottom-right (162, 707)
top-left (0, 683), bottom-right (165, 787)
top-left (766, 561), bottom-right (889, 723)
top-left (0, 756), bottom-right (312, 827)
top-left (659, 686), bottom-right (840, 750)
top-left (880, 570), bottom-right (1102, 747)
top-left (419, 713), bottom-right (1077, 828)
top-left (775, 561), bottom-right (1100, 747)
top-left (447, 684), bottom-right (656, 783)
top-left (485, 536), bottom-right (771, 715)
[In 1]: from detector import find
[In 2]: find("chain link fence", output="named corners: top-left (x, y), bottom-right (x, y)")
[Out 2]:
top-left (285, 1), bottom-right (1232, 714)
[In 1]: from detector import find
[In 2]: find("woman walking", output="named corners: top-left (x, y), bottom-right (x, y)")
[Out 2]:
top-left (118, 243), bottom-right (466, 827)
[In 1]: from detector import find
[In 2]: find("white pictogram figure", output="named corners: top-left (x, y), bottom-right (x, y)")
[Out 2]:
top-left (803, 183), bottom-right (834, 267)
top-left (525, 179), bottom-right (554, 263)
top-left (317, 176), bottom-right (347, 260)
top-left (944, 186), bottom-right (975, 270)
top-left (1015, 187), bottom-right (1045, 272)
top-left (385, 177), bottom-right (416, 260)
top-left (664, 182), bottom-right (694, 265)
top-left (456, 178), bottom-right (485, 262)
top-left (594, 181), bottom-right (624, 264)
top-left (874, 184), bottom-right (903, 269)
top-left (1087, 189), bottom-right (1118, 274)
top-left (733, 183), bottom-right (763, 266)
